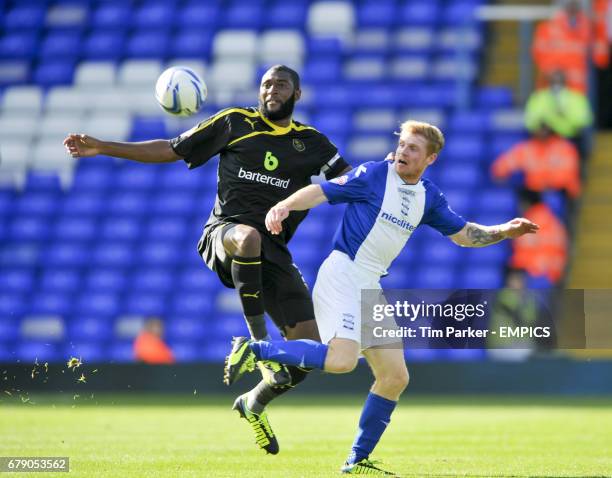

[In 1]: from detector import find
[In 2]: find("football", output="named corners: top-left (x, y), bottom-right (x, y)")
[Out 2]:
top-left (154, 66), bottom-right (207, 117)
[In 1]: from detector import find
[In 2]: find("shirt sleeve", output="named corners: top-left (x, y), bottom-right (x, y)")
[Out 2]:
top-left (169, 109), bottom-right (233, 169)
top-left (420, 185), bottom-right (467, 236)
top-left (320, 162), bottom-right (377, 204)
top-left (316, 134), bottom-right (350, 180)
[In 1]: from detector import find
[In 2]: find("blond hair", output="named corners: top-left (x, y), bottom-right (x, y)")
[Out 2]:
top-left (398, 120), bottom-right (445, 156)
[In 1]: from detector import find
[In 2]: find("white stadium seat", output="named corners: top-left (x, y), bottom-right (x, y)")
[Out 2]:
top-left (208, 60), bottom-right (256, 92)
top-left (308, 2), bottom-right (355, 38)
top-left (74, 61), bottom-right (116, 88)
top-left (259, 30), bottom-right (305, 67)
top-left (0, 113), bottom-right (38, 142)
top-left (347, 136), bottom-right (392, 162)
top-left (117, 60), bottom-right (163, 87)
top-left (31, 139), bottom-right (77, 190)
top-left (1, 86), bottom-right (43, 113)
top-left (401, 109), bottom-right (447, 130)
top-left (390, 56), bottom-right (429, 80)
top-left (83, 113), bottom-right (131, 141)
top-left (213, 30), bottom-right (258, 59)
top-left (45, 87), bottom-right (90, 113)
top-left (354, 109), bottom-right (397, 132)
top-left (394, 28), bottom-right (434, 51)
top-left (344, 58), bottom-right (385, 80)
top-left (0, 141), bottom-right (30, 190)
top-left (39, 113), bottom-right (85, 141)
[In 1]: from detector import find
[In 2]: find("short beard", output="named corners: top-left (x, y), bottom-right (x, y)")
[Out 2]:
top-left (259, 95), bottom-right (296, 122)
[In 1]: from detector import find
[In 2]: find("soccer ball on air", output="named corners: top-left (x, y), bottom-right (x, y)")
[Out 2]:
top-left (155, 66), bottom-right (207, 117)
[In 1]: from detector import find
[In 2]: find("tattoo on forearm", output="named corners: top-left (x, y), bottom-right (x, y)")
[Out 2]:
top-left (466, 224), bottom-right (504, 246)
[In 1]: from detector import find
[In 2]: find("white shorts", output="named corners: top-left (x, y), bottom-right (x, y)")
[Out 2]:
top-left (313, 250), bottom-right (400, 350)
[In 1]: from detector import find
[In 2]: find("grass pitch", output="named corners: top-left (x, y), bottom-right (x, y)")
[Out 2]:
top-left (1, 394), bottom-right (611, 477)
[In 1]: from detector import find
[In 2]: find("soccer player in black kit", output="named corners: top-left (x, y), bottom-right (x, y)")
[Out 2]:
top-left (64, 65), bottom-right (351, 454)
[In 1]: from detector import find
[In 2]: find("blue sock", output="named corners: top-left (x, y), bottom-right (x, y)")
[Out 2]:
top-left (347, 392), bottom-right (397, 464)
top-left (249, 339), bottom-right (327, 370)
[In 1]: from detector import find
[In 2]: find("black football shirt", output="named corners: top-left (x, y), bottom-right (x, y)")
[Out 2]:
top-left (170, 106), bottom-right (349, 263)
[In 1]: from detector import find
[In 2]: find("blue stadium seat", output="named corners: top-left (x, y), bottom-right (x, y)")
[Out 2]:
top-left (0, 243), bottom-right (40, 268)
top-left (65, 342), bottom-right (107, 363)
top-left (83, 31), bottom-right (126, 60)
top-left (8, 216), bottom-right (50, 241)
top-left (443, 135), bottom-right (486, 161)
top-left (40, 31), bottom-right (82, 59)
top-left (311, 109), bottom-right (352, 136)
top-left (200, 341), bottom-right (230, 362)
top-left (40, 269), bottom-right (81, 292)
top-left (130, 118), bottom-right (167, 141)
top-left (448, 111), bottom-right (489, 134)
top-left (109, 341), bottom-right (135, 362)
top-left (91, 242), bottom-right (135, 267)
top-left (307, 37), bottom-right (343, 57)
top-left (29, 292), bottom-right (73, 316)
top-left (3, 6), bottom-right (46, 31)
top-left (489, 133), bottom-right (527, 160)
top-left (458, 265), bottom-right (504, 289)
top-left (0, 269), bottom-right (34, 293)
top-left (114, 165), bottom-right (157, 190)
top-left (168, 341), bottom-right (201, 362)
top-left (16, 192), bottom-right (59, 215)
top-left (380, 269), bottom-right (418, 289)
top-left (16, 342), bottom-right (61, 363)
top-left (416, 265), bottom-right (458, 289)
top-left (423, 240), bottom-right (464, 265)
top-left (166, 317), bottom-right (207, 341)
top-left (477, 189), bottom-right (517, 215)
top-left (268, 2), bottom-right (307, 28)
top-left (0, 293), bottom-right (27, 316)
top-left (133, 3), bottom-right (175, 29)
top-left (357, 2), bottom-right (395, 28)
top-left (477, 87), bottom-right (514, 109)
top-left (107, 192), bottom-right (148, 215)
top-left (126, 31), bottom-right (169, 58)
top-left (396, 83), bottom-right (454, 108)
top-left (223, 4), bottom-right (262, 28)
top-left (0, 33), bottom-right (39, 59)
top-left (465, 242), bottom-right (510, 266)
top-left (443, 189), bottom-right (473, 217)
top-left (211, 313), bottom-right (248, 338)
top-left (177, 267), bottom-right (222, 293)
top-left (170, 292), bottom-right (214, 318)
top-left (0, 317), bottom-right (19, 342)
top-left (399, 1), bottom-right (440, 26)
top-left (25, 174), bottom-right (63, 192)
top-left (123, 293), bottom-right (168, 316)
top-left (139, 241), bottom-right (182, 266)
top-left (436, 163), bottom-right (483, 189)
top-left (45, 242), bottom-right (90, 267)
top-left (442, 2), bottom-right (480, 25)
top-left (149, 191), bottom-right (193, 215)
top-left (85, 269), bottom-right (127, 292)
top-left (33, 60), bottom-right (75, 85)
top-left (59, 192), bottom-right (105, 215)
top-left (75, 292), bottom-right (121, 317)
top-left (145, 217), bottom-right (187, 240)
top-left (72, 164), bottom-right (113, 191)
top-left (67, 316), bottom-right (113, 341)
top-left (91, 4), bottom-right (132, 30)
top-left (53, 217), bottom-right (98, 241)
top-left (100, 217), bottom-right (142, 241)
top-left (177, 3), bottom-right (220, 28)
top-left (302, 57), bottom-right (342, 84)
top-left (170, 31), bottom-right (214, 59)
top-left (131, 268), bottom-right (176, 293)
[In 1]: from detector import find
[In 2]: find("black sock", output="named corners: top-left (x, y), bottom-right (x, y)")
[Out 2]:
top-left (246, 367), bottom-right (310, 414)
top-left (231, 255), bottom-right (267, 339)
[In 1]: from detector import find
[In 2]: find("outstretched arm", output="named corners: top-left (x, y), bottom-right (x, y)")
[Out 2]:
top-left (449, 218), bottom-right (539, 247)
top-left (63, 134), bottom-right (180, 164)
top-left (265, 184), bottom-right (327, 235)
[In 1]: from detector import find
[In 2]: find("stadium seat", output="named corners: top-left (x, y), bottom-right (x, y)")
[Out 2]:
top-left (213, 30), bottom-right (257, 59)
top-left (347, 135), bottom-right (392, 162)
top-left (0, 32), bottom-right (39, 59)
top-left (268, 2), bottom-right (307, 29)
top-left (302, 57), bottom-right (342, 84)
top-left (353, 109), bottom-right (396, 133)
top-left (84, 113), bottom-right (131, 142)
top-left (40, 269), bottom-right (82, 293)
top-left (83, 31), bottom-right (126, 60)
top-left (109, 341), bottom-right (135, 362)
top-left (477, 87), bottom-right (514, 108)
top-left (489, 108), bottom-right (526, 133)
top-left (177, 3), bottom-right (220, 29)
top-left (33, 61), bottom-right (75, 86)
top-left (344, 57), bottom-right (385, 80)
top-left (307, 36), bottom-right (344, 57)
top-left (401, 108), bottom-right (447, 130)
top-left (465, 242), bottom-right (510, 266)
top-left (431, 55), bottom-right (478, 81)
top-left (168, 341), bottom-right (201, 362)
top-left (448, 111), bottom-right (489, 134)
top-left (209, 60), bottom-right (256, 92)
top-left (170, 31), bottom-right (214, 60)
top-left (44, 87), bottom-right (88, 113)
top-left (398, 2), bottom-right (440, 26)
top-left (443, 135), bottom-right (486, 161)
top-left (170, 292), bottom-right (215, 318)
top-left (117, 60), bottom-right (163, 86)
top-left (223, 3), bottom-right (263, 29)
top-left (76, 292), bottom-right (121, 318)
top-left (90, 4), bottom-right (132, 30)
top-left (131, 269), bottom-right (176, 294)
top-left (0, 142), bottom-right (29, 190)
top-left (85, 269), bottom-right (127, 293)
top-left (0, 60), bottom-right (29, 85)
top-left (477, 189), bottom-right (517, 215)
top-left (0, 318), bottom-right (19, 343)
top-left (2, 6), bottom-right (46, 31)
top-left (15, 191), bottom-right (59, 215)
top-left (436, 163), bottom-right (483, 190)
top-left (259, 30), bottom-right (305, 68)
top-left (144, 217), bottom-right (187, 240)
top-left (100, 217), bottom-right (142, 241)
top-left (40, 31), bottom-right (82, 59)
top-left (45, 4), bottom-right (88, 29)
top-left (125, 31), bottom-right (169, 58)
top-left (416, 265), bottom-right (458, 289)
top-left (459, 265), bottom-right (504, 289)
top-left (91, 242), bottom-right (135, 267)
top-left (65, 342), bottom-right (107, 363)
top-left (311, 109), bottom-right (352, 136)
top-left (45, 242), bottom-right (90, 267)
top-left (1, 85), bottom-right (43, 112)
top-left (389, 55), bottom-right (429, 80)
top-left (8, 216), bottom-right (51, 241)
top-left (74, 61), bottom-right (116, 87)
top-left (139, 241), bottom-right (182, 266)
top-left (489, 133), bottom-right (528, 161)
top-left (0, 243), bottom-right (40, 268)
top-left (20, 315), bottom-right (65, 341)
top-left (308, 2), bottom-right (355, 38)
top-left (123, 293), bottom-right (168, 316)
top-left (351, 29), bottom-right (390, 55)
top-left (107, 191), bottom-right (149, 215)
top-left (177, 267), bottom-right (222, 294)
top-left (356, 2), bottom-right (395, 28)
top-left (0, 269), bottom-right (35, 293)
top-left (166, 317), bottom-right (207, 341)
top-left (16, 342), bottom-right (61, 363)
top-left (442, 2), bottom-right (480, 25)
top-left (67, 317), bottom-right (113, 341)
top-left (423, 240), bottom-right (465, 265)
top-left (393, 27), bottom-right (434, 54)
top-left (30, 140), bottom-right (77, 190)
top-left (133, 3), bottom-right (175, 29)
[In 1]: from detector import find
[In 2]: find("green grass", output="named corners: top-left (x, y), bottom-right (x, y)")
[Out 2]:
top-left (1, 394), bottom-right (611, 477)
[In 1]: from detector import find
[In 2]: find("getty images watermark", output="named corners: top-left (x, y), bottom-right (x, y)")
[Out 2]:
top-left (360, 289), bottom-right (611, 350)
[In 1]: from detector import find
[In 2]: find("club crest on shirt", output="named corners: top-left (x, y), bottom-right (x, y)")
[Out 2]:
top-left (292, 138), bottom-right (305, 152)
top-left (330, 175), bottom-right (348, 185)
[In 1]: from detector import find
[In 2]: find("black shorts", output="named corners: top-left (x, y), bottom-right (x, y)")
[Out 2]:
top-left (198, 221), bottom-right (315, 333)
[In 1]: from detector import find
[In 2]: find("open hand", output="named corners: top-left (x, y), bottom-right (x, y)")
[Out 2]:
top-left (63, 134), bottom-right (102, 158)
top-left (265, 204), bottom-right (290, 235)
top-left (502, 218), bottom-right (540, 239)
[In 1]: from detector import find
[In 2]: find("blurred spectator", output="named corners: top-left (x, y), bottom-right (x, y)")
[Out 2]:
top-left (491, 122), bottom-right (581, 199)
top-left (525, 70), bottom-right (593, 140)
top-left (133, 317), bottom-right (175, 364)
top-left (595, 0), bottom-right (612, 127)
top-left (532, 0), bottom-right (609, 93)
top-left (509, 190), bottom-right (568, 286)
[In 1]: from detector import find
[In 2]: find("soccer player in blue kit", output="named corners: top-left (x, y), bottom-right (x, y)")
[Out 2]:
top-left (225, 120), bottom-right (539, 475)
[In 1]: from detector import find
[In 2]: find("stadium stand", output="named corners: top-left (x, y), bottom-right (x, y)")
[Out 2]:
top-left (0, 0), bottom-right (525, 363)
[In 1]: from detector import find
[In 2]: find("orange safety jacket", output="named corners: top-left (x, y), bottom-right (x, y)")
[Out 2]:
top-left (510, 203), bottom-right (568, 284)
top-left (491, 135), bottom-right (581, 198)
top-left (133, 331), bottom-right (176, 364)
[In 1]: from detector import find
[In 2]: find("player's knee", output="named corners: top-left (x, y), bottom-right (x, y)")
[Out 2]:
top-left (327, 354), bottom-right (358, 374)
top-left (228, 225), bottom-right (261, 256)
top-left (377, 369), bottom-right (409, 394)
